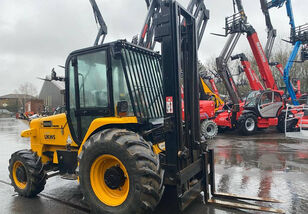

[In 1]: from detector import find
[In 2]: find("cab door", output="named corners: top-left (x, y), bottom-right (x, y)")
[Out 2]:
top-left (67, 48), bottom-right (113, 144)
top-left (271, 92), bottom-right (283, 116)
top-left (258, 91), bottom-right (274, 118)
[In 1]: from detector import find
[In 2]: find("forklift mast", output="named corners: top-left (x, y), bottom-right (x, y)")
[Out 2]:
top-left (137, 0), bottom-right (209, 50)
top-left (89, 0), bottom-right (108, 46)
top-left (154, 1), bottom-right (204, 209)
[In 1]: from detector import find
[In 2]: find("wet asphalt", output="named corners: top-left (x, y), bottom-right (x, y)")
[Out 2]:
top-left (0, 118), bottom-right (307, 214)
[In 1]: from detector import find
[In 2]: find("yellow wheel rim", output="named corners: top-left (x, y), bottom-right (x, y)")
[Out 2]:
top-left (12, 161), bottom-right (27, 189)
top-left (90, 154), bottom-right (129, 207)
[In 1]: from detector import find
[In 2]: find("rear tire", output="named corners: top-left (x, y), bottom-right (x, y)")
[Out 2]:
top-left (238, 113), bottom-right (257, 135)
top-left (201, 120), bottom-right (218, 139)
top-left (78, 129), bottom-right (164, 214)
top-left (8, 150), bottom-right (46, 197)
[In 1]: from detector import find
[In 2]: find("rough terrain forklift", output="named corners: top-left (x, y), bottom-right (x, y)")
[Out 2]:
top-left (9, 1), bottom-right (283, 213)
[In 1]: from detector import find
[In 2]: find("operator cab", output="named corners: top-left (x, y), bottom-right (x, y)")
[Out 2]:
top-left (244, 90), bottom-right (283, 118)
top-left (65, 40), bottom-right (164, 144)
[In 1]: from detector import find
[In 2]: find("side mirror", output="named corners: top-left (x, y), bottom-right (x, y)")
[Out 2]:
top-left (117, 101), bottom-right (128, 115)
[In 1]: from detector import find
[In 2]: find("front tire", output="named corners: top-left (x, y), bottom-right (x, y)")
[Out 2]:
top-left (78, 129), bottom-right (164, 214)
top-left (238, 113), bottom-right (257, 135)
top-left (201, 120), bottom-right (218, 139)
top-left (8, 150), bottom-right (46, 197)
top-left (277, 113), bottom-right (298, 133)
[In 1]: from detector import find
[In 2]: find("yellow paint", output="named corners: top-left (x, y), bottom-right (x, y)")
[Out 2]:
top-left (12, 161), bottom-right (27, 189)
top-left (21, 113), bottom-right (138, 164)
top-left (152, 142), bottom-right (166, 154)
top-left (21, 128), bottom-right (37, 137)
top-left (53, 151), bottom-right (59, 164)
top-left (200, 78), bottom-right (224, 110)
top-left (90, 154), bottom-right (129, 206)
top-left (78, 117), bottom-right (138, 155)
top-left (21, 113), bottom-right (78, 164)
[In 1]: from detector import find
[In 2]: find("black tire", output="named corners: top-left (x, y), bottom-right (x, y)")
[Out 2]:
top-left (237, 113), bottom-right (257, 135)
top-left (201, 120), bottom-right (218, 139)
top-left (277, 113), bottom-right (298, 133)
top-left (218, 126), bottom-right (229, 133)
top-left (78, 129), bottom-right (164, 214)
top-left (8, 149), bottom-right (46, 197)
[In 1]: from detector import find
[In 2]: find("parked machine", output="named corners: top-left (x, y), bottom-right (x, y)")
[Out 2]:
top-left (259, 0), bottom-right (303, 101)
top-left (8, 1), bottom-right (283, 213)
top-left (213, 0), bottom-right (297, 135)
top-left (282, 0), bottom-right (308, 105)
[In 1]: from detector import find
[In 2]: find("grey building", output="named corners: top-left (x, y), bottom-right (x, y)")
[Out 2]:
top-left (39, 80), bottom-right (65, 112)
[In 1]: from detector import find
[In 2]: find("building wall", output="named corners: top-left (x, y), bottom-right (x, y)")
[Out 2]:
top-left (0, 98), bottom-right (19, 113)
top-left (39, 81), bottom-right (65, 111)
top-left (25, 100), bottom-right (44, 113)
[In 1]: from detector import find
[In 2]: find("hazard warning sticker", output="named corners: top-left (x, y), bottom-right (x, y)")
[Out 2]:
top-left (166, 96), bottom-right (173, 114)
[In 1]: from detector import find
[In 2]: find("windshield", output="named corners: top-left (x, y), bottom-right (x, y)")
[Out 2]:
top-left (245, 91), bottom-right (261, 107)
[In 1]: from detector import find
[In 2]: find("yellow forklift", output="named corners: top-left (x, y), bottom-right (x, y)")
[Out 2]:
top-left (9, 1), bottom-right (283, 213)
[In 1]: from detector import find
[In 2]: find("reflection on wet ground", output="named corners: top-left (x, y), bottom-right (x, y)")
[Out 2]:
top-left (210, 130), bottom-right (308, 214)
top-left (0, 118), bottom-right (307, 213)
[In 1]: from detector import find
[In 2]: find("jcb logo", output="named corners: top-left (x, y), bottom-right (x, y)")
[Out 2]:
top-left (44, 135), bottom-right (56, 140)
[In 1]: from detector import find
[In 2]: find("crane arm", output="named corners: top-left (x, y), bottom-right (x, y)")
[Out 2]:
top-left (216, 33), bottom-right (242, 109)
top-left (259, 0), bottom-right (288, 61)
top-left (231, 53), bottom-right (265, 91)
top-left (285, 0), bottom-right (295, 29)
top-left (89, 0), bottom-right (108, 46)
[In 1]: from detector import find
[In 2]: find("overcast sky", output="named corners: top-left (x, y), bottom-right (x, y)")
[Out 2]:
top-left (0, 0), bottom-right (307, 96)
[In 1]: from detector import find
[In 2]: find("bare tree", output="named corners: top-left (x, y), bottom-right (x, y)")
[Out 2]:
top-left (14, 82), bottom-right (38, 112)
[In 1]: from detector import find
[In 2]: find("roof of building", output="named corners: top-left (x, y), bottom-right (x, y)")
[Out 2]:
top-left (52, 80), bottom-right (65, 91)
top-left (0, 94), bottom-right (36, 99)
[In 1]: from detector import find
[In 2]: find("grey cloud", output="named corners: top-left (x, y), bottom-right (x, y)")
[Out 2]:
top-left (0, 0), bottom-right (307, 95)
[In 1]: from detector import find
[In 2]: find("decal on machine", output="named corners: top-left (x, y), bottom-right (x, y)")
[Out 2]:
top-left (166, 96), bottom-right (173, 114)
top-left (44, 134), bottom-right (56, 140)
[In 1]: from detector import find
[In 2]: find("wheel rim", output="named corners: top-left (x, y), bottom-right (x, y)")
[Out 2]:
top-left (245, 118), bottom-right (255, 132)
top-left (206, 124), bottom-right (215, 136)
top-left (90, 154), bottom-right (129, 207)
top-left (12, 161), bottom-right (27, 189)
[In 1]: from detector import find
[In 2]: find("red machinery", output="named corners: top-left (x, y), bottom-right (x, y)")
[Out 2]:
top-left (213, 0), bottom-right (297, 135)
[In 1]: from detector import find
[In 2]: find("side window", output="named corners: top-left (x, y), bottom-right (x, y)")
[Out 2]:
top-left (112, 57), bottom-right (133, 116)
top-left (69, 62), bottom-right (78, 135)
top-left (274, 92), bottom-right (282, 102)
top-left (260, 92), bottom-right (273, 105)
top-left (77, 51), bottom-right (108, 108)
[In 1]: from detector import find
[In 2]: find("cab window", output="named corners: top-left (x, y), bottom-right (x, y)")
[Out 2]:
top-left (260, 92), bottom-right (272, 105)
top-left (274, 92), bottom-right (282, 102)
top-left (77, 51), bottom-right (109, 108)
top-left (112, 57), bottom-right (133, 116)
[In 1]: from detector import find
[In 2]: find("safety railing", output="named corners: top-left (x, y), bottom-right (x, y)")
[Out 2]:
top-left (225, 11), bottom-right (247, 35)
top-left (291, 23), bottom-right (308, 45)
